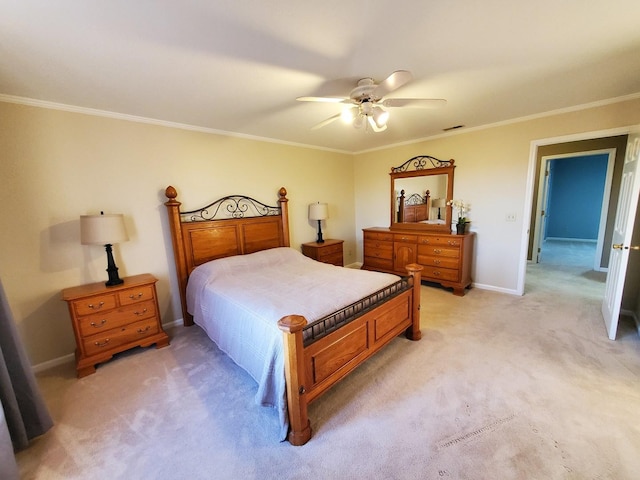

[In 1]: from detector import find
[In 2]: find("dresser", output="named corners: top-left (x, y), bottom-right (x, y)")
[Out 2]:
top-left (62, 273), bottom-right (170, 377)
top-left (301, 239), bottom-right (344, 266)
top-left (363, 227), bottom-right (475, 296)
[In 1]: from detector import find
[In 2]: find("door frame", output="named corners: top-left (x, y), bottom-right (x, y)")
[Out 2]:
top-left (517, 126), bottom-right (637, 295)
top-left (531, 148), bottom-right (616, 270)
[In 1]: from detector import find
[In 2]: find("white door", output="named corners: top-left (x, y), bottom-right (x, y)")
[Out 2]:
top-left (602, 132), bottom-right (640, 340)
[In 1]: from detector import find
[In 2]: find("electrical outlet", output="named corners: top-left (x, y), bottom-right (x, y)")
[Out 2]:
top-left (505, 212), bottom-right (517, 222)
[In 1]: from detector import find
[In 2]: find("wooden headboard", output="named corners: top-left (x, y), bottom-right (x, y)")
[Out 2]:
top-left (397, 189), bottom-right (431, 223)
top-left (164, 186), bottom-right (290, 325)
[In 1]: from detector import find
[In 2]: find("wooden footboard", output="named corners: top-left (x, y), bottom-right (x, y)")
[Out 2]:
top-left (278, 264), bottom-right (422, 446)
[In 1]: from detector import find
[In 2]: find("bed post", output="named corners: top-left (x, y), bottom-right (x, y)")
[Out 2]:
top-left (277, 314), bottom-right (312, 446)
top-left (397, 189), bottom-right (405, 223)
top-left (278, 187), bottom-right (290, 247)
top-left (405, 263), bottom-right (423, 341)
top-left (164, 186), bottom-right (193, 326)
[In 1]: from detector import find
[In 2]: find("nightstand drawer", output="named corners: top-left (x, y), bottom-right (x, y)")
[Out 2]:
top-left (72, 294), bottom-right (117, 316)
top-left (77, 300), bottom-right (157, 336)
top-left (301, 239), bottom-right (344, 266)
top-left (317, 242), bottom-right (343, 258)
top-left (118, 285), bottom-right (155, 305)
top-left (82, 318), bottom-right (159, 357)
top-left (62, 273), bottom-right (170, 377)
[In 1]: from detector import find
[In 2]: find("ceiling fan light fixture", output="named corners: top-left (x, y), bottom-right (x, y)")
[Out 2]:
top-left (341, 107), bottom-right (357, 123)
top-left (353, 114), bottom-right (365, 129)
top-left (368, 115), bottom-right (387, 132)
top-left (372, 106), bottom-right (389, 128)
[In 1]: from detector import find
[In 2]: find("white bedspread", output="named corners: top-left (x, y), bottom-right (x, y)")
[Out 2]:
top-left (186, 247), bottom-right (401, 440)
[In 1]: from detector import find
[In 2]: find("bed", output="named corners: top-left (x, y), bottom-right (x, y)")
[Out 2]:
top-left (164, 186), bottom-right (422, 445)
top-left (397, 189), bottom-right (446, 225)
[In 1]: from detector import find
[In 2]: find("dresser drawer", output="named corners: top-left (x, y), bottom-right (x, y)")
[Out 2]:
top-left (418, 235), bottom-right (462, 247)
top-left (82, 318), bottom-right (159, 357)
top-left (364, 240), bottom-right (393, 256)
top-left (364, 256), bottom-right (394, 271)
top-left (77, 300), bottom-right (157, 337)
top-left (418, 244), bottom-right (460, 259)
top-left (364, 231), bottom-right (394, 242)
top-left (118, 285), bottom-right (155, 306)
top-left (394, 233), bottom-right (418, 243)
top-left (417, 255), bottom-right (460, 270)
top-left (72, 294), bottom-right (118, 317)
top-left (422, 266), bottom-right (459, 282)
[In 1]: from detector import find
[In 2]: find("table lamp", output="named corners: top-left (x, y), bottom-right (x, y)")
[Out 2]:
top-left (308, 202), bottom-right (328, 244)
top-left (432, 198), bottom-right (446, 220)
top-left (80, 212), bottom-right (129, 286)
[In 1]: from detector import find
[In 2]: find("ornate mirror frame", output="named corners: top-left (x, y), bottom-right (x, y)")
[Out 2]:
top-left (390, 155), bottom-right (455, 233)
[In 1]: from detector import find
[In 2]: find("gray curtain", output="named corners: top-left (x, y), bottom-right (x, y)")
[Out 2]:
top-left (0, 277), bottom-right (53, 478)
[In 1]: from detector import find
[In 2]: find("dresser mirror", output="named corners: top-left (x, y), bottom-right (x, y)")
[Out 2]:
top-left (390, 156), bottom-right (455, 232)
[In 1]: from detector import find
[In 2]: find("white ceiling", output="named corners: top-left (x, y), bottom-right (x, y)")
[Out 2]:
top-left (2, 0), bottom-right (640, 153)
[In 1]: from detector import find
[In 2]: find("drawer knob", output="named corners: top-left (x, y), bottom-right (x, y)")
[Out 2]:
top-left (129, 292), bottom-right (144, 299)
top-left (433, 271), bottom-right (441, 276)
top-left (434, 259), bottom-right (441, 265)
top-left (87, 301), bottom-right (104, 310)
top-left (137, 326), bottom-right (151, 334)
top-left (90, 319), bottom-right (107, 328)
top-left (433, 248), bottom-right (442, 254)
top-left (94, 339), bottom-right (110, 347)
top-left (133, 308), bottom-right (148, 316)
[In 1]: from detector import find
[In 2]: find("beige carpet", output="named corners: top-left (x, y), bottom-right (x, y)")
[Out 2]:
top-left (16, 263), bottom-right (640, 479)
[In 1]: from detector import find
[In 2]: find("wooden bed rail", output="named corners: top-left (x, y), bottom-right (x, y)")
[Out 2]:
top-left (278, 263), bottom-right (422, 446)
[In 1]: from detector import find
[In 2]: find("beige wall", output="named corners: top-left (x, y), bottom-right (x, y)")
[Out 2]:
top-left (0, 101), bottom-right (354, 366)
top-left (3, 96), bottom-right (640, 367)
top-left (353, 97), bottom-right (640, 293)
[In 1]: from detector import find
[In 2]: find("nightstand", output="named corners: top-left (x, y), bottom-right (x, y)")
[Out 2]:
top-left (62, 273), bottom-right (170, 377)
top-left (301, 239), bottom-right (344, 266)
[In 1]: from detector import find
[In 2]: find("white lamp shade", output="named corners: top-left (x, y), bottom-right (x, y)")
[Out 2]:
top-left (308, 203), bottom-right (328, 221)
top-left (80, 214), bottom-right (129, 245)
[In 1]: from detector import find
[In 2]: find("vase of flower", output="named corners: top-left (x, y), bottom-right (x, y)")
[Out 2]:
top-left (448, 199), bottom-right (471, 235)
top-left (456, 221), bottom-right (470, 235)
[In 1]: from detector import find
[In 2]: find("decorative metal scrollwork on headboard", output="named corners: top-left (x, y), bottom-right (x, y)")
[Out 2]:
top-left (404, 192), bottom-right (426, 206)
top-left (181, 195), bottom-right (281, 222)
top-left (391, 155), bottom-right (455, 173)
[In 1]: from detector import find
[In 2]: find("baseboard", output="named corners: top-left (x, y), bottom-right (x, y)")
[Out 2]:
top-left (620, 309), bottom-right (640, 336)
top-left (544, 237), bottom-right (597, 243)
top-left (32, 353), bottom-right (75, 373)
top-left (31, 318), bottom-right (185, 373)
top-left (471, 282), bottom-right (521, 296)
top-left (345, 262), bottom-right (363, 269)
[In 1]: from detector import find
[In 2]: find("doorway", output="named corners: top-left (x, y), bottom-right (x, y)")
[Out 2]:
top-left (532, 150), bottom-right (615, 271)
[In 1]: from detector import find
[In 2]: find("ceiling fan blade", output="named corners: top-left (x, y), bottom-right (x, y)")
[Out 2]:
top-left (311, 113), bottom-right (342, 130)
top-left (382, 98), bottom-right (447, 108)
top-left (373, 70), bottom-right (413, 99)
top-left (296, 96), bottom-right (348, 103)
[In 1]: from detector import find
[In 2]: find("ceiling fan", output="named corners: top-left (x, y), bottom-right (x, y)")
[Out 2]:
top-left (296, 70), bottom-right (446, 132)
